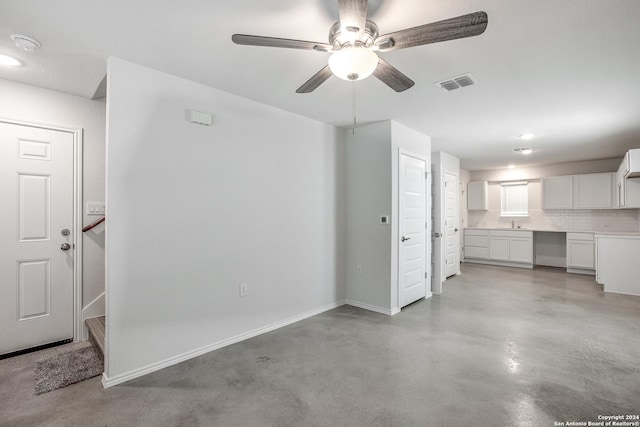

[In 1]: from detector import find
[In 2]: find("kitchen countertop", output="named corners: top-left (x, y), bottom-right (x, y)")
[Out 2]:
top-left (464, 227), bottom-right (640, 236)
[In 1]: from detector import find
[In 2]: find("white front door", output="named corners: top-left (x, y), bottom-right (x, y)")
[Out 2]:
top-left (0, 122), bottom-right (75, 355)
top-left (399, 154), bottom-right (427, 308)
top-left (444, 172), bottom-right (458, 278)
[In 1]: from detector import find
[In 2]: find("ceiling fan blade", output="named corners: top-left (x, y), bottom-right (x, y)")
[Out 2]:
top-left (337, 0), bottom-right (368, 34)
top-left (376, 11), bottom-right (488, 52)
top-left (296, 65), bottom-right (334, 93)
top-left (232, 34), bottom-right (332, 52)
top-left (373, 58), bottom-right (415, 92)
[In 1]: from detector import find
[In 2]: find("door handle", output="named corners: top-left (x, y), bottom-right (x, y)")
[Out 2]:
top-left (60, 243), bottom-right (71, 251)
top-left (433, 233), bottom-right (441, 238)
top-left (455, 228), bottom-right (459, 232)
top-left (401, 236), bottom-right (411, 242)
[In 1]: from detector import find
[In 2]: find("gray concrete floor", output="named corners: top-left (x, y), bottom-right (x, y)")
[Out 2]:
top-left (1, 264), bottom-right (639, 426)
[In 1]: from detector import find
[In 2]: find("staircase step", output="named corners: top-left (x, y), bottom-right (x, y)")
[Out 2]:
top-left (85, 316), bottom-right (105, 361)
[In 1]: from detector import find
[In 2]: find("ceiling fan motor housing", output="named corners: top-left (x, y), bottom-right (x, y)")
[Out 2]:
top-left (329, 20), bottom-right (379, 49)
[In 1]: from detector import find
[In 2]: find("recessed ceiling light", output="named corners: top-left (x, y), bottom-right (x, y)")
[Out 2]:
top-left (519, 133), bottom-right (536, 140)
top-left (0, 54), bottom-right (22, 67)
top-left (508, 164), bottom-right (515, 169)
top-left (11, 34), bottom-right (41, 52)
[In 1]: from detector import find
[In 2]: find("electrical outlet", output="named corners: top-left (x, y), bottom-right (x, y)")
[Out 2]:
top-left (356, 265), bottom-right (362, 275)
top-left (239, 283), bottom-right (248, 297)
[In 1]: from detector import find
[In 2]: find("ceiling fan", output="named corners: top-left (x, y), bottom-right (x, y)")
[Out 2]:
top-left (232, 0), bottom-right (488, 93)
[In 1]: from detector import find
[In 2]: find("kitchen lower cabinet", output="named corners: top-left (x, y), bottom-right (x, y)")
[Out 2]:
top-left (510, 237), bottom-right (534, 263)
top-left (489, 236), bottom-right (510, 261)
top-left (465, 229), bottom-right (533, 268)
top-left (566, 232), bottom-right (595, 274)
top-left (464, 229), bottom-right (489, 260)
top-left (596, 235), bottom-right (640, 296)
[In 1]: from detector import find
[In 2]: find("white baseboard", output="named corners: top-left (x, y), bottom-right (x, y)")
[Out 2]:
top-left (102, 300), bottom-right (346, 388)
top-left (567, 268), bottom-right (595, 276)
top-left (344, 299), bottom-right (397, 316)
top-left (464, 259), bottom-right (533, 269)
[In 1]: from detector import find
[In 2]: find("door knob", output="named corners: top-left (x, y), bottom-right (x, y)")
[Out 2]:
top-left (401, 236), bottom-right (411, 242)
top-left (433, 233), bottom-right (441, 238)
top-left (455, 228), bottom-right (459, 232)
top-left (60, 243), bottom-right (71, 251)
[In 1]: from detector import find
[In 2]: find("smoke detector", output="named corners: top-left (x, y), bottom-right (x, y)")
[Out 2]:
top-left (435, 73), bottom-right (477, 92)
top-left (11, 34), bottom-right (41, 52)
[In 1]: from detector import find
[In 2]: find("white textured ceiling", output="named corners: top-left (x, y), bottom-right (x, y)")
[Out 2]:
top-left (1, 0), bottom-right (639, 170)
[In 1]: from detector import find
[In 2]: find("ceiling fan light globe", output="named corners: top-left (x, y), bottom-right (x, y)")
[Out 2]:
top-left (328, 47), bottom-right (378, 81)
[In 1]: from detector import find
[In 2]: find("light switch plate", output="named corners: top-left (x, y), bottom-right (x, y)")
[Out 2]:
top-left (86, 202), bottom-right (105, 215)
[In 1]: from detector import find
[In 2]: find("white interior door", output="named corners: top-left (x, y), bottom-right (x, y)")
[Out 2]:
top-left (399, 153), bottom-right (427, 308)
top-left (444, 172), bottom-right (458, 278)
top-left (0, 121), bottom-right (75, 355)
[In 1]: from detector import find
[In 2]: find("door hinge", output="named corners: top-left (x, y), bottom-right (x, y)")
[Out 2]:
top-left (425, 172), bottom-right (428, 179)
top-left (425, 272), bottom-right (428, 279)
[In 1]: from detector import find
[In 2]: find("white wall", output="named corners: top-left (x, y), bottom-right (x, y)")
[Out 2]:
top-left (0, 78), bottom-right (106, 313)
top-left (105, 58), bottom-right (346, 385)
top-left (345, 120), bottom-right (430, 314)
top-left (345, 122), bottom-right (392, 312)
top-left (468, 159), bottom-right (640, 232)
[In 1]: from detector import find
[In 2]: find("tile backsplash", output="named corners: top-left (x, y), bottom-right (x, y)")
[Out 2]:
top-left (467, 209), bottom-right (640, 232)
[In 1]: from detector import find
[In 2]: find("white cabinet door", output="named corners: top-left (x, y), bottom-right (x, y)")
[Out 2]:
top-left (542, 176), bottom-right (574, 209)
top-left (574, 173), bottom-right (613, 209)
top-left (489, 237), bottom-right (510, 261)
top-left (567, 241), bottom-right (594, 269)
top-left (467, 181), bottom-right (488, 210)
top-left (510, 238), bottom-right (533, 263)
top-left (566, 232), bottom-right (595, 269)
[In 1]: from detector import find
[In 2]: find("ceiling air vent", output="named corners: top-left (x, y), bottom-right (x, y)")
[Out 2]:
top-left (435, 73), bottom-right (477, 92)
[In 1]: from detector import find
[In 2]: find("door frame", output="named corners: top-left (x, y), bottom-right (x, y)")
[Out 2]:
top-left (397, 149), bottom-right (430, 309)
top-left (444, 171), bottom-right (459, 278)
top-left (1, 117), bottom-right (83, 343)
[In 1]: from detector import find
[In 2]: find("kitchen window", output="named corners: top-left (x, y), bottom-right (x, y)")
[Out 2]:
top-left (501, 181), bottom-right (528, 217)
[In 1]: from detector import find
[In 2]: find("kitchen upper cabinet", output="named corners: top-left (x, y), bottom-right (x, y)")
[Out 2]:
top-left (573, 173), bottom-right (613, 209)
top-left (543, 173), bottom-right (619, 209)
top-left (467, 181), bottom-right (488, 210)
top-left (617, 150), bottom-right (640, 208)
top-left (542, 176), bottom-right (573, 209)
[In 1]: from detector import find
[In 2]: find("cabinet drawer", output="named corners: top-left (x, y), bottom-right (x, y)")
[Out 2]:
top-left (490, 230), bottom-right (533, 238)
top-left (567, 232), bottom-right (594, 241)
top-left (465, 246), bottom-right (489, 259)
top-left (464, 229), bottom-right (489, 236)
top-left (465, 235), bottom-right (488, 247)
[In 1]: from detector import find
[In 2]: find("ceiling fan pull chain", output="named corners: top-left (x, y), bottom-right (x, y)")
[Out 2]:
top-left (352, 82), bottom-right (357, 135)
